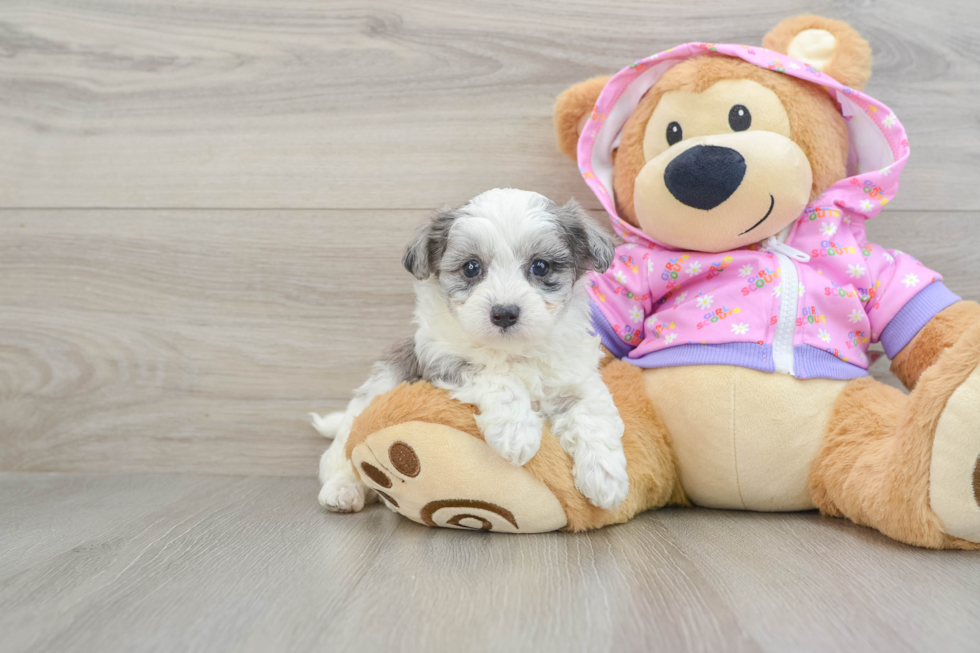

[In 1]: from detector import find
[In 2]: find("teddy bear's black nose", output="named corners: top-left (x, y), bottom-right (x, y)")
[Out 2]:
top-left (664, 145), bottom-right (746, 210)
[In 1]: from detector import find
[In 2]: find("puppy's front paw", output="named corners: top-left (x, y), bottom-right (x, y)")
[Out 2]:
top-left (482, 415), bottom-right (543, 466)
top-left (319, 474), bottom-right (371, 513)
top-left (573, 444), bottom-right (629, 510)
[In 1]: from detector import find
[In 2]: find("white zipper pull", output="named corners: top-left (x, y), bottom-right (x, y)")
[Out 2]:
top-left (763, 235), bottom-right (811, 263)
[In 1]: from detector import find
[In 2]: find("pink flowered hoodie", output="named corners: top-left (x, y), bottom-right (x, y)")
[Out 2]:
top-left (584, 42), bottom-right (959, 380)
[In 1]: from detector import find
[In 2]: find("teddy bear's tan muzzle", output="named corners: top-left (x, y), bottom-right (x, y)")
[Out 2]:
top-left (633, 131), bottom-right (813, 253)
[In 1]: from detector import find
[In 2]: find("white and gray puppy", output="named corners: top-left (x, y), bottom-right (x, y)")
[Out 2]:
top-left (312, 188), bottom-right (628, 512)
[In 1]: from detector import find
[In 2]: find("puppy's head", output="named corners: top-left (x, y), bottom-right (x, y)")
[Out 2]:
top-left (403, 188), bottom-right (615, 345)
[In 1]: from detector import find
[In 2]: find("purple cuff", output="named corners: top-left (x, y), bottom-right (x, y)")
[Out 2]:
top-left (590, 302), bottom-right (634, 359)
top-left (879, 282), bottom-right (961, 359)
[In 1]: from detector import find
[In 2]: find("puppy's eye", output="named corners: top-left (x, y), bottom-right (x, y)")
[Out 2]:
top-left (666, 121), bottom-right (683, 146)
top-left (462, 260), bottom-right (482, 278)
top-left (728, 104), bottom-right (751, 131)
top-left (530, 260), bottom-right (550, 277)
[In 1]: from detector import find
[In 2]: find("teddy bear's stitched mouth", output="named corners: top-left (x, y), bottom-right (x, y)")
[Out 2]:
top-left (738, 194), bottom-right (775, 236)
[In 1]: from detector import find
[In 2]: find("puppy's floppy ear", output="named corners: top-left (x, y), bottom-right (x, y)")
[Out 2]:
top-left (554, 76), bottom-right (611, 160)
top-left (762, 15), bottom-right (872, 90)
top-left (402, 206), bottom-right (460, 280)
top-left (402, 222), bottom-right (432, 280)
top-left (554, 199), bottom-right (617, 275)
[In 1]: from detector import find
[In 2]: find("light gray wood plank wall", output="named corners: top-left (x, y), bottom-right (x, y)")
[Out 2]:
top-left (0, 1), bottom-right (979, 210)
top-left (2, 210), bottom-right (978, 475)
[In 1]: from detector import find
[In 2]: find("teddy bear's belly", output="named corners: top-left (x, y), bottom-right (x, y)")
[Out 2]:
top-left (642, 365), bottom-right (849, 511)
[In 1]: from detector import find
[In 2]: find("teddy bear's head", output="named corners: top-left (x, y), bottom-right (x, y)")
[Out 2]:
top-left (554, 15), bottom-right (873, 253)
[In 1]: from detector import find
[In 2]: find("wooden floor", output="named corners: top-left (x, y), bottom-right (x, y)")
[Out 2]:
top-left (4, 473), bottom-right (980, 653)
top-left (2, 1), bottom-right (980, 651)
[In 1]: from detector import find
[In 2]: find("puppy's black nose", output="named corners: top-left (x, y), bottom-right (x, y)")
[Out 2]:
top-left (490, 304), bottom-right (520, 329)
top-left (664, 145), bottom-right (746, 210)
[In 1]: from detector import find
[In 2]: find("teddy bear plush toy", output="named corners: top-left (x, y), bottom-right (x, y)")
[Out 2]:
top-left (336, 15), bottom-right (980, 549)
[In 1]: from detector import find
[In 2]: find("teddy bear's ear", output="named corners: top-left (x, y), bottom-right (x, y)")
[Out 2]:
top-left (553, 76), bottom-right (611, 160)
top-left (762, 15), bottom-right (872, 90)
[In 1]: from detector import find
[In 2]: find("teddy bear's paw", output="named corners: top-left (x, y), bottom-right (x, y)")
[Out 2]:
top-left (349, 421), bottom-right (567, 533)
top-left (572, 444), bottom-right (630, 510)
top-left (318, 471), bottom-right (374, 513)
top-left (480, 414), bottom-right (543, 467)
top-left (930, 365), bottom-right (980, 543)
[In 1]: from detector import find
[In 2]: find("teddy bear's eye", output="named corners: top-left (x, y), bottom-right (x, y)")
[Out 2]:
top-left (666, 121), bottom-right (683, 146)
top-left (729, 104), bottom-right (752, 131)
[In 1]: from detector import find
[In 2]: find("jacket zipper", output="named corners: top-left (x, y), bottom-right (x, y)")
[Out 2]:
top-left (763, 233), bottom-right (811, 376)
top-left (772, 251), bottom-right (798, 375)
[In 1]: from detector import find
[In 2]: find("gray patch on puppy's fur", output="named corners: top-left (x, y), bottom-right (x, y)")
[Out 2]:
top-left (378, 336), bottom-right (477, 388)
top-left (434, 220), bottom-right (491, 306)
top-left (520, 225), bottom-right (578, 307)
top-left (380, 336), bottom-right (423, 383)
top-left (551, 199), bottom-right (617, 276)
top-left (423, 353), bottom-right (478, 387)
top-left (402, 206), bottom-right (463, 280)
top-left (439, 269), bottom-right (481, 306)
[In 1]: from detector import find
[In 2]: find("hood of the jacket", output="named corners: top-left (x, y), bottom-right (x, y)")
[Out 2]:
top-left (576, 42), bottom-right (910, 246)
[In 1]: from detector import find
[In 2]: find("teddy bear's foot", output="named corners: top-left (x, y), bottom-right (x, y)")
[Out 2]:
top-left (930, 365), bottom-right (980, 543)
top-left (349, 421), bottom-right (568, 533)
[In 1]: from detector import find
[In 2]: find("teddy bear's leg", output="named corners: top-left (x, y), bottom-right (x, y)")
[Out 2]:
top-left (537, 360), bottom-right (687, 530)
top-left (810, 325), bottom-right (980, 549)
top-left (342, 361), bottom-right (685, 532)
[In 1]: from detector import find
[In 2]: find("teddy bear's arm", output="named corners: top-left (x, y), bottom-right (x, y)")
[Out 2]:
top-left (890, 300), bottom-right (980, 390)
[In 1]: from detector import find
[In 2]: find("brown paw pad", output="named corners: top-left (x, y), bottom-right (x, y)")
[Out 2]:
top-left (974, 456), bottom-right (979, 508)
top-left (359, 462), bottom-right (391, 488)
top-left (388, 441), bottom-right (420, 477)
top-left (375, 489), bottom-right (399, 508)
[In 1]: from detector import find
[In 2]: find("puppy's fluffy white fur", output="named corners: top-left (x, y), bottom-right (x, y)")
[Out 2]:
top-left (314, 189), bottom-right (628, 512)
